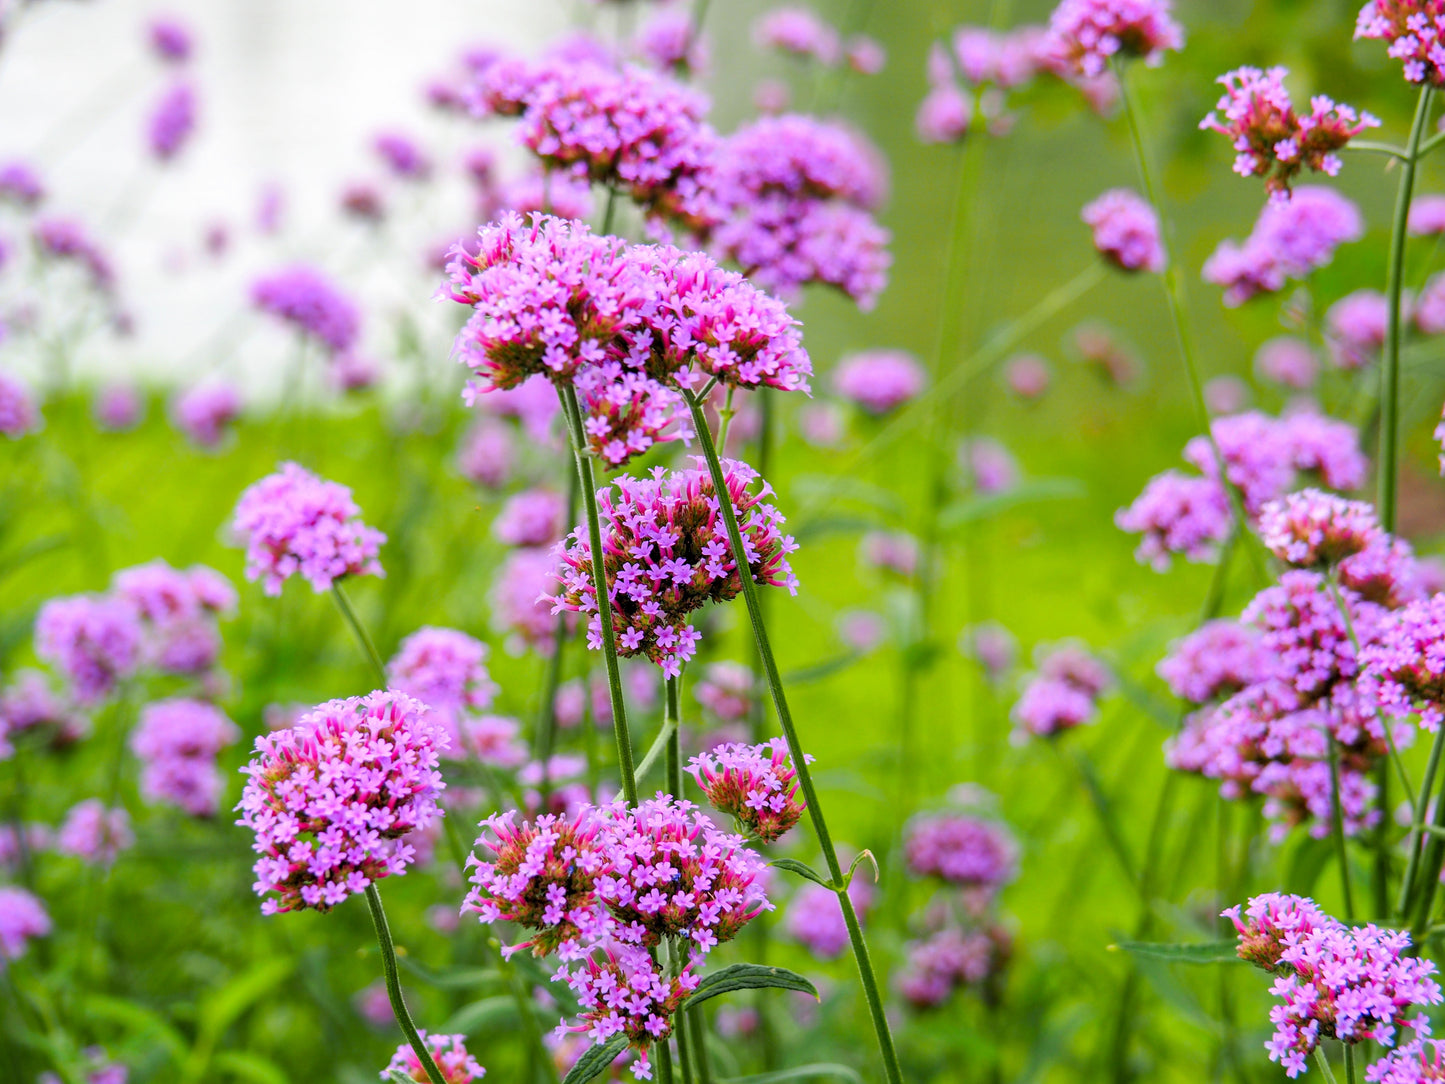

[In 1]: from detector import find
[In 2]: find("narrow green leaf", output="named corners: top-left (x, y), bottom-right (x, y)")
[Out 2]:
top-left (769, 858), bottom-right (834, 890)
top-left (443, 995), bottom-right (517, 1035)
top-left (384, 1070), bottom-right (418, 1084)
top-left (397, 960), bottom-right (502, 989)
top-left (683, 964), bottom-right (819, 1010)
top-left (561, 1035), bottom-right (630, 1084)
top-left (81, 994), bottom-right (188, 1063)
top-left (1110, 940), bottom-right (1243, 964)
top-left (719, 1065), bottom-right (862, 1084)
top-left (939, 477), bottom-right (1086, 529)
top-left (782, 652), bottom-right (862, 686)
top-left (846, 850), bottom-right (879, 886)
top-left (635, 719), bottom-right (678, 783)
top-left (197, 959), bottom-right (295, 1042)
top-left (212, 1050), bottom-right (292, 1084)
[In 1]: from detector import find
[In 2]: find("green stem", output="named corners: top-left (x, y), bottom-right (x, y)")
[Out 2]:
top-left (1112, 57), bottom-right (1251, 539)
top-left (687, 1007), bottom-right (713, 1084)
top-left (1346, 140), bottom-right (1409, 161)
top-left (674, 1008), bottom-right (697, 1084)
top-left (1345, 1044), bottom-right (1357, 1084)
top-left (535, 468), bottom-right (581, 802)
top-left (331, 581), bottom-right (387, 687)
top-left (715, 386), bottom-right (736, 455)
top-left (364, 885), bottom-right (448, 1084)
top-left (600, 186), bottom-right (620, 237)
top-left (1397, 724), bottom-right (1445, 921)
top-left (665, 674), bottom-right (684, 798)
top-left (1328, 734), bottom-right (1356, 924)
top-left (1381, 87), bottom-right (1435, 534)
top-left (1314, 1048), bottom-right (1340, 1084)
top-left (680, 389), bottom-right (904, 1084)
top-left (557, 384), bottom-right (638, 805)
top-left (657, 1040), bottom-right (677, 1084)
top-left (1409, 750), bottom-right (1445, 940)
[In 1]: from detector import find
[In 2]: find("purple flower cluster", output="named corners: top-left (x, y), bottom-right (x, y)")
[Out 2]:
top-left (753, 7), bottom-right (840, 64)
top-left (0, 886), bottom-right (50, 962)
top-left (706, 114), bottom-right (891, 307)
top-left (148, 17), bottom-right (194, 64)
top-left (547, 459), bottom-right (798, 678)
top-left (33, 217), bottom-right (115, 293)
top-left (232, 462), bottom-right (386, 596)
top-left (94, 384), bottom-right (145, 431)
top-left (0, 670), bottom-right (86, 754)
top-left (1257, 337), bottom-right (1319, 389)
top-left (172, 381), bottom-right (242, 448)
top-left (252, 266), bottom-right (361, 355)
top-left (1158, 619), bottom-right (1270, 705)
top-left (1114, 470), bottom-right (1232, 570)
top-left (0, 373), bottom-right (38, 438)
top-left (56, 799), bottom-right (133, 866)
top-left (112, 559), bottom-right (236, 676)
top-left (494, 489), bottom-right (567, 548)
top-left (1203, 186), bottom-right (1363, 306)
top-left (494, 548), bottom-right (569, 655)
top-left (832, 351), bottom-right (926, 413)
top-left (1081, 189), bottom-right (1165, 273)
top-left (1011, 643), bottom-right (1112, 740)
top-left (1260, 489), bottom-right (1383, 569)
top-left (692, 661), bottom-right (754, 723)
top-left (1226, 894), bottom-right (1441, 1077)
top-left (1357, 2), bottom-right (1445, 86)
top-left (905, 812), bottom-right (1018, 907)
top-left (147, 81), bottom-right (197, 162)
top-left (1368, 1041), bottom-right (1445, 1083)
top-left (373, 131), bottom-right (433, 182)
top-left (236, 691), bottom-right (448, 914)
top-left (899, 924), bottom-right (1012, 1008)
top-left (686, 738), bottom-right (809, 843)
top-left (35, 595), bottom-right (142, 705)
top-left (131, 698), bottom-right (239, 816)
top-left (1201, 67), bottom-right (1379, 196)
top-left (386, 626), bottom-right (498, 750)
top-left (1045, 0), bottom-right (1184, 77)
top-left (1359, 593), bottom-right (1445, 731)
top-left (383, 1032), bottom-right (484, 1083)
top-left (785, 877), bottom-right (873, 960)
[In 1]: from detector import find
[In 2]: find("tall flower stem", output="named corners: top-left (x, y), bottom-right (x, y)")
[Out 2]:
top-left (665, 674), bottom-right (684, 797)
top-left (1328, 734), bottom-right (1356, 924)
top-left (681, 388), bottom-right (905, 1084)
top-left (1397, 725), bottom-right (1445, 921)
top-left (1111, 58), bottom-right (1251, 538)
top-left (331, 581), bottom-right (387, 687)
top-left (364, 884), bottom-right (448, 1084)
top-left (557, 383), bottom-right (639, 805)
top-left (535, 468), bottom-right (582, 800)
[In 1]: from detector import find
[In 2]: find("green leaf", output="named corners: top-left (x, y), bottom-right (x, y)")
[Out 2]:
top-left (212, 1050), bottom-right (292, 1084)
top-left (81, 993), bottom-right (188, 1064)
top-left (845, 851), bottom-right (879, 887)
top-left (682, 964), bottom-right (819, 1010)
top-left (1110, 940), bottom-right (1243, 964)
top-left (635, 719), bottom-right (678, 783)
top-left (384, 1070), bottom-right (418, 1084)
top-left (719, 1065), bottom-right (862, 1084)
top-left (790, 475), bottom-right (907, 518)
top-left (397, 960), bottom-right (502, 990)
top-left (782, 652), bottom-right (863, 686)
top-left (197, 959), bottom-right (295, 1043)
top-left (769, 858), bottom-right (834, 890)
top-left (560, 1035), bottom-right (630, 1084)
top-left (442, 995), bottom-right (517, 1035)
top-left (939, 477), bottom-right (1086, 529)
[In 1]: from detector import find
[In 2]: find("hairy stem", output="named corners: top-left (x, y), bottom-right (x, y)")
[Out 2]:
top-left (681, 388), bottom-right (905, 1084)
top-left (365, 884), bottom-right (448, 1084)
top-left (1328, 734), bottom-right (1356, 924)
top-left (535, 468), bottom-right (581, 803)
top-left (665, 674), bottom-right (684, 798)
top-left (331, 581), bottom-right (387, 687)
top-left (557, 383), bottom-right (638, 805)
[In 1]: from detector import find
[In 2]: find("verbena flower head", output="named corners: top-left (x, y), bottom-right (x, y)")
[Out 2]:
top-left (148, 16), bottom-right (194, 64)
top-left (1115, 470), bottom-right (1232, 570)
top-left (752, 7), bottom-right (841, 64)
top-left (548, 459), bottom-right (799, 678)
top-left (693, 661), bottom-right (754, 723)
top-left (383, 1032), bottom-right (484, 1083)
top-left (636, 7), bottom-right (709, 76)
top-left (1260, 489), bottom-right (1383, 569)
top-left (232, 462), bottom-right (386, 596)
top-left (916, 82), bottom-right (973, 144)
top-left (1327, 290), bottom-right (1391, 369)
top-left (0, 160), bottom-right (44, 207)
top-left (94, 384), bottom-right (145, 431)
top-left (112, 559), bottom-right (235, 676)
top-left (35, 595), bottom-right (142, 705)
top-left (961, 621), bottom-right (1018, 683)
top-left (1013, 643), bottom-right (1112, 740)
top-left (0, 373), bottom-right (38, 438)
top-left (1205, 186), bottom-right (1364, 306)
top-left (1081, 188), bottom-right (1165, 272)
top-left (554, 941), bottom-right (700, 1081)
top-left (595, 794), bottom-right (771, 953)
top-left (785, 876), bottom-right (873, 960)
top-left (900, 925), bottom-right (1011, 1008)
top-left (237, 691), bottom-right (447, 914)
top-left (1367, 1040), bottom-right (1445, 1083)
top-left (494, 489), bottom-right (568, 549)
top-left (1412, 194), bottom-right (1445, 236)
top-left (0, 669), bottom-right (86, 752)
top-left (0, 886), bottom-right (50, 962)
top-left (1045, 0), bottom-right (1184, 77)
top-left (251, 265), bottom-right (361, 355)
top-left (147, 80), bottom-right (197, 162)
top-left (56, 799), bottom-right (133, 866)
top-left (904, 812), bottom-right (1019, 902)
top-left (832, 351), bottom-right (925, 413)
top-left (494, 548), bottom-right (568, 655)
top-left (373, 131), bottom-right (433, 182)
top-left (1357, 2), bottom-right (1445, 86)
top-left (1200, 67), bottom-right (1379, 197)
top-left (1226, 894), bottom-right (1441, 1077)
top-left (386, 627), bottom-right (498, 747)
top-left (1257, 337), bottom-right (1319, 389)
top-left (33, 217), bottom-right (115, 292)
top-left (172, 381), bottom-right (242, 448)
top-left (458, 420), bottom-right (514, 489)
top-left (685, 738), bottom-right (809, 843)
top-left (1159, 619), bottom-right (1270, 704)
top-left (960, 437), bottom-right (1020, 496)
top-left (463, 806), bottom-right (610, 958)
top-left (1359, 593), bottom-right (1445, 731)
top-left (131, 698), bottom-right (240, 816)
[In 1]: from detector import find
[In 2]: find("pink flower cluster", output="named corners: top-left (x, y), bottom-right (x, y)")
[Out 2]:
top-left (147, 81), bottom-right (196, 162)
top-left (0, 373), bottom-right (38, 438)
top-left (1327, 290), bottom-right (1391, 369)
top-left (112, 559), bottom-right (236, 676)
top-left (383, 1032), bottom-right (485, 1084)
top-left (1225, 894), bottom-right (1441, 1077)
top-left (1115, 470), bottom-right (1233, 570)
top-left (0, 669), bottom-right (86, 754)
top-left (904, 812), bottom-right (1018, 906)
top-left (251, 265), bottom-right (361, 355)
top-left (494, 489), bottom-right (567, 548)
top-left (692, 661), bottom-right (754, 723)
top-left (35, 594), bottom-right (142, 705)
top-left (785, 877), bottom-right (873, 960)
top-left (494, 548), bottom-right (569, 655)
top-left (1081, 189), bottom-right (1165, 273)
top-left (547, 459), bottom-right (799, 678)
top-left (56, 799), bottom-right (133, 866)
top-left (706, 114), bottom-right (891, 307)
top-left (1203, 186), bottom-right (1363, 306)
top-left (0, 886), bottom-right (50, 962)
top-left (236, 691), bottom-right (448, 914)
top-left (232, 462), bottom-right (386, 595)
top-left (386, 626), bottom-right (498, 750)
top-left (752, 7), bottom-right (840, 64)
top-left (1201, 67), bottom-right (1379, 196)
top-left (1011, 643), bottom-right (1112, 740)
top-left (1260, 489), bottom-right (1383, 569)
top-left (831, 351), bottom-right (926, 413)
top-left (1356, 1), bottom-right (1445, 86)
top-left (1359, 593), bottom-right (1445, 731)
top-left (1045, 0), bottom-right (1184, 77)
top-left (1368, 1041), bottom-right (1445, 1083)
top-left (1158, 619), bottom-right (1270, 705)
top-left (899, 924), bottom-right (1012, 1008)
top-left (131, 698), bottom-right (240, 816)
top-left (686, 738), bottom-right (809, 843)
top-left (172, 382), bottom-right (242, 448)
